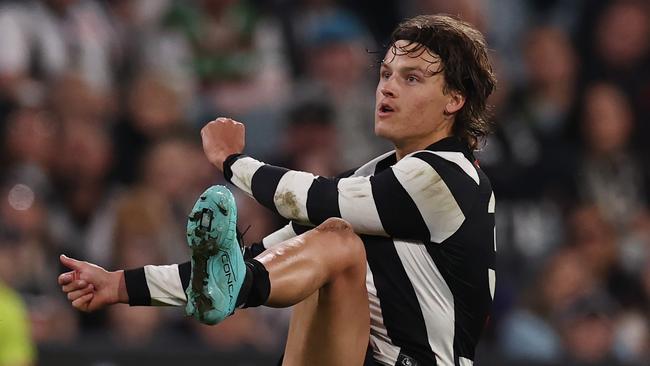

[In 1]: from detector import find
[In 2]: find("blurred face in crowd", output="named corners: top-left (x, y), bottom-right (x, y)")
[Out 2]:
top-left (308, 41), bottom-right (369, 93)
top-left (128, 75), bottom-right (182, 137)
top-left (143, 140), bottom-right (203, 202)
top-left (582, 83), bottom-right (633, 155)
top-left (58, 122), bottom-right (113, 182)
top-left (563, 315), bottom-right (614, 363)
top-left (596, 1), bottom-right (649, 68)
top-left (375, 40), bottom-right (464, 154)
top-left (50, 73), bottom-right (109, 122)
top-left (5, 109), bottom-right (56, 167)
top-left (524, 27), bottom-right (576, 87)
top-left (569, 206), bottom-right (617, 277)
top-left (541, 250), bottom-right (593, 311)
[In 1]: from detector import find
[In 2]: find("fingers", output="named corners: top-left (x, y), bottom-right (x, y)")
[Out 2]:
top-left (58, 271), bottom-right (75, 285)
top-left (62, 279), bottom-right (89, 293)
top-left (215, 117), bottom-right (238, 123)
top-left (60, 254), bottom-right (84, 271)
top-left (71, 292), bottom-right (94, 311)
top-left (67, 284), bottom-right (94, 302)
top-left (206, 117), bottom-right (244, 127)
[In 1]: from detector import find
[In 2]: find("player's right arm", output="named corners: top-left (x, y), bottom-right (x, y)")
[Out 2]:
top-left (58, 221), bottom-right (292, 310)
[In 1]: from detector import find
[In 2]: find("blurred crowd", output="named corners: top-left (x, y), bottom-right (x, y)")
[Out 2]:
top-left (0, 0), bottom-right (648, 365)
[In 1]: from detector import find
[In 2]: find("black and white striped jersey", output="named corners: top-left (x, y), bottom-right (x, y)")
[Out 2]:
top-left (124, 136), bottom-right (496, 366)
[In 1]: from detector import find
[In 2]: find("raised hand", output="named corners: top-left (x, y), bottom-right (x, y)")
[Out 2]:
top-left (200, 117), bottom-right (245, 171)
top-left (58, 255), bottom-right (128, 312)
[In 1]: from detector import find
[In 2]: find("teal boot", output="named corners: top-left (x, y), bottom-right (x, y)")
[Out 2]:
top-left (185, 185), bottom-right (245, 325)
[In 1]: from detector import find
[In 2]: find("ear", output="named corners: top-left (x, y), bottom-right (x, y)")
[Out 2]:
top-left (445, 90), bottom-right (465, 115)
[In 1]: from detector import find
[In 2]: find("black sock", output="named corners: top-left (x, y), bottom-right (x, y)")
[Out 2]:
top-left (236, 259), bottom-right (270, 308)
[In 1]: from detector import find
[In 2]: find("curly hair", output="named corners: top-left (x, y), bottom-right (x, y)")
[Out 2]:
top-left (389, 15), bottom-right (496, 150)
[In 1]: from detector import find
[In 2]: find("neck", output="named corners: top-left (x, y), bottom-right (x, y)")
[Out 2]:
top-left (394, 132), bottom-right (453, 161)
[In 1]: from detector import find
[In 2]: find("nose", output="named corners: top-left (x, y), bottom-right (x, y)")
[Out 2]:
top-left (380, 78), bottom-right (397, 98)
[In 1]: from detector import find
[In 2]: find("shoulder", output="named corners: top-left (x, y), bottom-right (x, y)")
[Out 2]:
top-left (403, 150), bottom-right (481, 188)
top-left (395, 151), bottom-right (483, 215)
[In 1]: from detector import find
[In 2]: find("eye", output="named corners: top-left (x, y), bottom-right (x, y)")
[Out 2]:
top-left (381, 71), bottom-right (391, 79)
top-left (406, 75), bottom-right (419, 83)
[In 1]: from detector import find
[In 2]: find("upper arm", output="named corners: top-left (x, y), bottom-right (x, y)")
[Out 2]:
top-left (375, 152), bottom-right (478, 242)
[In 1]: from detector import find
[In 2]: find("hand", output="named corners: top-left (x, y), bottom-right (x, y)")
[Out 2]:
top-left (201, 117), bottom-right (245, 171)
top-left (58, 255), bottom-right (128, 312)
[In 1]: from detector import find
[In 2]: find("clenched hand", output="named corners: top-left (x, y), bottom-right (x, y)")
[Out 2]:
top-left (201, 117), bottom-right (245, 171)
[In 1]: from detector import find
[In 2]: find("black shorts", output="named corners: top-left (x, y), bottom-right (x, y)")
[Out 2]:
top-left (363, 347), bottom-right (381, 365)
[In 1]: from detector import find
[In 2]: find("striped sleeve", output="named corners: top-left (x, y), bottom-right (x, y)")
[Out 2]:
top-left (224, 153), bottom-right (479, 242)
top-left (261, 221), bottom-right (315, 249)
top-left (261, 222), bottom-right (298, 248)
top-left (124, 263), bottom-right (190, 306)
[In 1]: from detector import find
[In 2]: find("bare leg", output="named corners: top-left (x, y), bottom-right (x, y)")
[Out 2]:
top-left (255, 218), bottom-right (370, 366)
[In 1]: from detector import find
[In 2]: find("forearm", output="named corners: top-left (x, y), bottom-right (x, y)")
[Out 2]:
top-left (123, 263), bottom-right (190, 306)
top-left (223, 154), bottom-right (339, 225)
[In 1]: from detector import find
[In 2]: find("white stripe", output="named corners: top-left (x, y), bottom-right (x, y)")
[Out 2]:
top-left (367, 264), bottom-right (400, 366)
top-left (353, 150), bottom-right (395, 177)
top-left (493, 227), bottom-right (497, 252)
top-left (427, 151), bottom-right (480, 185)
top-left (488, 268), bottom-right (496, 300)
top-left (143, 264), bottom-right (186, 306)
top-left (338, 177), bottom-right (386, 236)
top-left (394, 239), bottom-right (455, 366)
top-left (262, 223), bottom-right (298, 248)
top-left (273, 171), bottom-right (316, 224)
top-left (229, 156), bottom-right (265, 196)
top-left (392, 157), bottom-right (465, 243)
top-left (488, 191), bottom-right (496, 213)
top-left (459, 357), bottom-right (474, 366)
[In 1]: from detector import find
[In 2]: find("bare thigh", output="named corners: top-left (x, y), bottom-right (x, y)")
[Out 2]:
top-left (283, 261), bottom-right (369, 366)
top-left (255, 218), bottom-right (370, 366)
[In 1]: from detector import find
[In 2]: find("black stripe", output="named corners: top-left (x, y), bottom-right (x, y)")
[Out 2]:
top-left (291, 221), bottom-right (312, 235)
top-left (306, 177), bottom-right (341, 224)
top-left (336, 167), bottom-right (358, 179)
top-left (413, 152), bottom-right (478, 217)
top-left (364, 236), bottom-right (437, 364)
top-left (371, 168), bottom-right (430, 242)
top-left (373, 153), bottom-right (397, 174)
top-left (251, 165), bottom-right (289, 215)
top-left (223, 153), bottom-right (245, 183)
top-left (124, 267), bottom-right (152, 306)
top-left (425, 137), bottom-right (474, 161)
top-left (245, 243), bottom-right (266, 259)
top-left (178, 261), bottom-right (191, 291)
top-left (425, 167), bottom-right (495, 362)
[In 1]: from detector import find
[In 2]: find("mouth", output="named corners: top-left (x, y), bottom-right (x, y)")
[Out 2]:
top-left (377, 102), bottom-right (395, 117)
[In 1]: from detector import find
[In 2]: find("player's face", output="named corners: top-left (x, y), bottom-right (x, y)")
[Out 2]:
top-left (375, 40), bottom-right (456, 149)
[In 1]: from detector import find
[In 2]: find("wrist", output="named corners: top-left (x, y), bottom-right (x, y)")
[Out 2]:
top-left (114, 270), bottom-right (129, 304)
top-left (223, 153), bottom-right (244, 182)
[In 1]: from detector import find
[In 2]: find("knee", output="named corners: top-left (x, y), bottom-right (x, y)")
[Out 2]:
top-left (315, 218), bottom-right (366, 271)
top-left (315, 217), bottom-right (353, 232)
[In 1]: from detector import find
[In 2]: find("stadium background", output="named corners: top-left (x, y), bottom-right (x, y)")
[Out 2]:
top-left (0, 0), bottom-right (648, 365)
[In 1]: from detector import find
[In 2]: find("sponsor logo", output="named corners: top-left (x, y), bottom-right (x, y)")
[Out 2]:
top-left (221, 253), bottom-right (234, 302)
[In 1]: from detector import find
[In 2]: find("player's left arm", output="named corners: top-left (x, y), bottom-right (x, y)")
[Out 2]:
top-left (204, 118), bottom-right (476, 242)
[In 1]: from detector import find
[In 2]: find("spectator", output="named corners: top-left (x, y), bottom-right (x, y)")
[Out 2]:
top-left (0, 279), bottom-right (36, 366)
top-left (575, 82), bottom-right (650, 230)
top-left (499, 249), bottom-right (594, 363)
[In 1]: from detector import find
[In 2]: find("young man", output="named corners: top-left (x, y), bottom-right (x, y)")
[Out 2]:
top-left (59, 15), bottom-right (497, 366)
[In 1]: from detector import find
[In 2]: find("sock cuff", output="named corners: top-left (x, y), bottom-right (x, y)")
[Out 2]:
top-left (242, 259), bottom-right (270, 308)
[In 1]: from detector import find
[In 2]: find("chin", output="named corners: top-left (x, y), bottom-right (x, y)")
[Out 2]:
top-left (374, 124), bottom-right (395, 142)
top-left (374, 123), bottom-right (387, 138)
